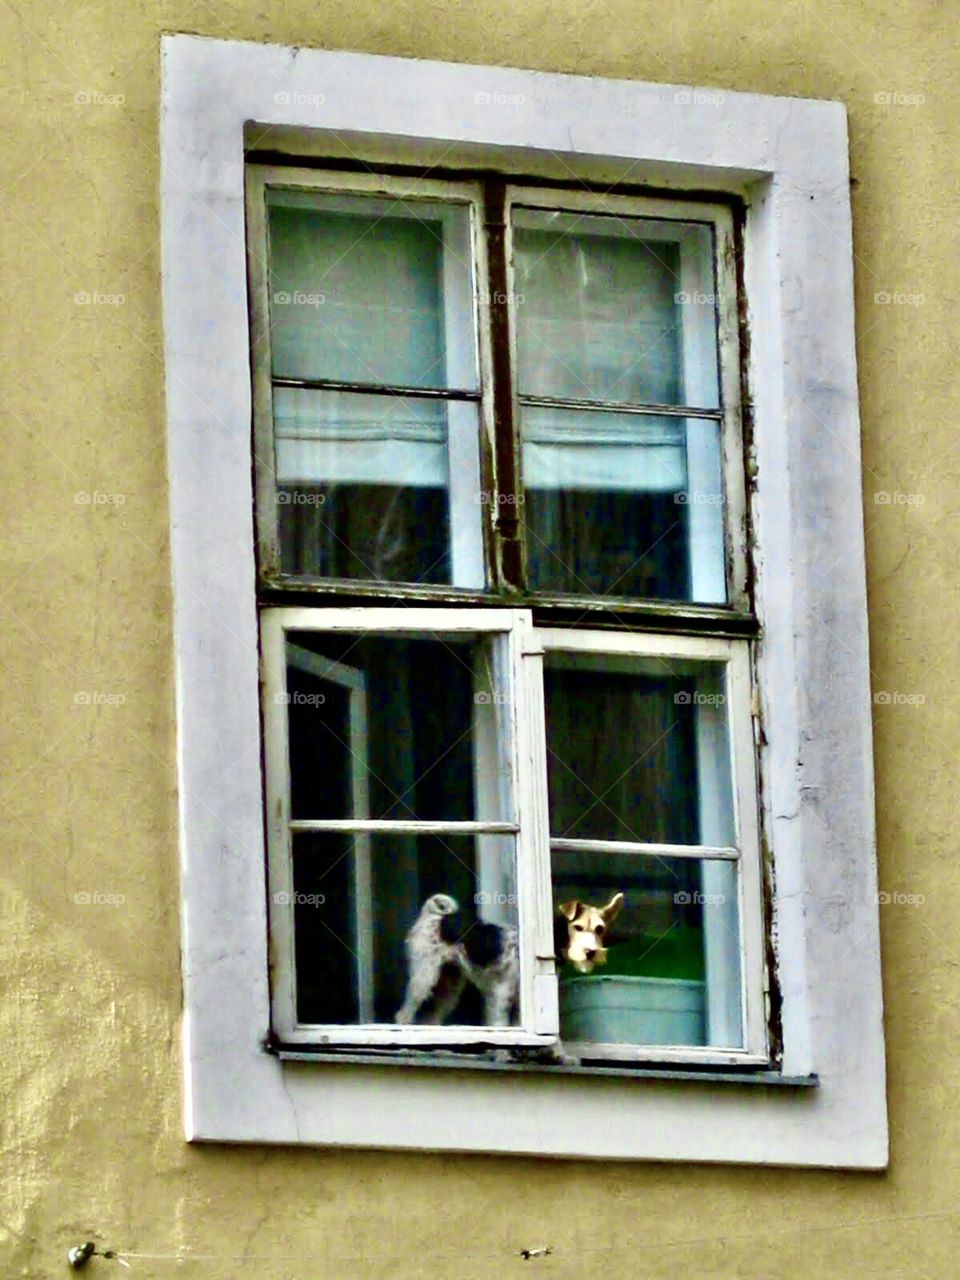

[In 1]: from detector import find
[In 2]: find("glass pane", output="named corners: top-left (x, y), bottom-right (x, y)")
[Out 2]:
top-left (544, 652), bottom-right (735, 847)
top-left (552, 851), bottom-right (742, 1047)
top-left (291, 832), bottom-right (518, 1026)
top-left (522, 407), bottom-right (725, 602)
top-left (273, 388), bottom-right (483, 586)
top-left (267, 188), bottom-right (478, 390)
top-left (284, 631), bottom-right (514, 822)
top-left (513, 208), bottom-right (720, 410)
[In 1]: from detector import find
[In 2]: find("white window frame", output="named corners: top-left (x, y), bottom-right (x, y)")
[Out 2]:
top-left (263, 610), bottom-right (767, 1064)
top-left (284, 643), bottom-right (375, 1021)
top-left (161, 35), bottom-right (887, 1168)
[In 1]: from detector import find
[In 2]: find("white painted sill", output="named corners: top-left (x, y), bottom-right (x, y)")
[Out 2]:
top-left (162, 34), bottom-right (886, 1168)
top-left (275, 1046), bottom-right (818, 1088)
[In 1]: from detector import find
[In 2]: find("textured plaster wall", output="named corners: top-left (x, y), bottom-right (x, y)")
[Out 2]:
top-left (0, 2), bottom-right (956, 1277)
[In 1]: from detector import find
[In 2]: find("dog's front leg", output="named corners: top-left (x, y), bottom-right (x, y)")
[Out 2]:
top-left (396, 954), bottom-right (443, 1024)
top-left (483, 987), bottom-right (512, 1027)
top-left (428, 966), bottom-right (467, 1025)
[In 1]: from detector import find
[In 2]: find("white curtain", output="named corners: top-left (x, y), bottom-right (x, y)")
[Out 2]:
top-left (522, 406), bottom-right (688, 492)
top-left (274, 388), bottom-right (447, 487)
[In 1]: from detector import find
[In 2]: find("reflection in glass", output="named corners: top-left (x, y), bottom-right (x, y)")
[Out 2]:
top-left (513, 208), bottom-right (719, 409)
top-left (274, 390), bottom-right (483, 585)
top-left (544, 652), bottom-right (735, 847)
top-left (285, 630), bottom-right (515, 824)
top-left (268, 190), bottom-right (477, 390)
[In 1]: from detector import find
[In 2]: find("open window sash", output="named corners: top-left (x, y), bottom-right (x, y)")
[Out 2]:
top-left (262, 609), bottom-right (766, 1064)
top-left (260, 607), bottom-right (557, 1047)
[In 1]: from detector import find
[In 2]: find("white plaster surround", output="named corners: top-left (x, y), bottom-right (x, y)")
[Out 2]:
top-left (160, 34), bottom-right (886, 1167)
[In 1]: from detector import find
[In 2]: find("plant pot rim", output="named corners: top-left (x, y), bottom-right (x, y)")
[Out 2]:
top-left (561, 974), bottom-right (704, 989)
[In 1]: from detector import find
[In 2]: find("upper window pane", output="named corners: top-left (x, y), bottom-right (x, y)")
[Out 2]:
top-left (284, 630), bottom-right (514, 822)
top-left (273, 389), bottom-right (482, 585)
top-left (266, 188), bottom-right (478, 391)
top-left (513, 208), bottom-right (720, 411)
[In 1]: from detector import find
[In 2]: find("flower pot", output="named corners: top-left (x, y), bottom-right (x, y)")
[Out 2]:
top-left (560, 974), bottom-right (706, 1045)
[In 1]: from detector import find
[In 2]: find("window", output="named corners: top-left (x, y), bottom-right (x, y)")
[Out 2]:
top-left (247, 170), bottom-right (746, 608)
top-left (248, 166), bottom-right (764, 1064)
top-left (163, 34), bottom-right (886, 1166)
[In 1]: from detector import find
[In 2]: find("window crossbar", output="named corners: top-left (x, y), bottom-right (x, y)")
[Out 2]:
top-left (272, 376), bottom-right (482, 402)
top-left (288, 819), bottom-right (519, 835)
top-left (550, 838), bottom-right (739, 861)
top-left (518, 393), bottom-right (724, 421)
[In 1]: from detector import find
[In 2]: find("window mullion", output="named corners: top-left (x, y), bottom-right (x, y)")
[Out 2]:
top-left (518, 393), bottom-right (724, 421)
top-left (482, 176), bottom-right (523, 591)
top-left (511, 612), bottom-right (558, 1037)
top-left (549, 837), bottom-right (739, 860)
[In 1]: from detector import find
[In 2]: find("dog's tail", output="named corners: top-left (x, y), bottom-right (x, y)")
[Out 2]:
top-left (421, 893), bottom-right (459, 918)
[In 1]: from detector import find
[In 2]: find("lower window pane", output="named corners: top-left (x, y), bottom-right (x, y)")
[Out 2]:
top-left (522, 407), bottom-right (725, 602)
top-left (274, 388), bottom-right (483, 587)
top-left (278, 480), bottom-right (450, 583)
top-left (290, 832), bottom-right (518, 1028)
top-left (552, 852), bottom-right (742, 1048)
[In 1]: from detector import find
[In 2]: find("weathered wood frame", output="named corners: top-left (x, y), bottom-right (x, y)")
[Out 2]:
top-left (247, 167), bottom-right (749, 613)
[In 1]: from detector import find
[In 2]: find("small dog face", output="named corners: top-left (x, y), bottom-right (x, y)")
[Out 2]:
top-left (557, 893), bottom-right (624, 974)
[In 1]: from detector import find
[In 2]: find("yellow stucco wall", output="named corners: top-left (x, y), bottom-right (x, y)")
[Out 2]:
top-left (1, 2), bottom-right (957, 1276)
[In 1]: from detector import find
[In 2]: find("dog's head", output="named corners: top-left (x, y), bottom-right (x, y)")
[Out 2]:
top-left (557, 893), bottom-right (624, 973)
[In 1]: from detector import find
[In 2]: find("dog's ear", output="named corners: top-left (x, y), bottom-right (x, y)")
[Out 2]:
top-left (600, 892), bottom-right (624, 924)
top-left (558, 900), bottom-right (581, 922)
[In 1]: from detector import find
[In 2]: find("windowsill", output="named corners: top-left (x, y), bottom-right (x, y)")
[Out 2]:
top-left (273, 1044), bottom-right (817, 1087)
